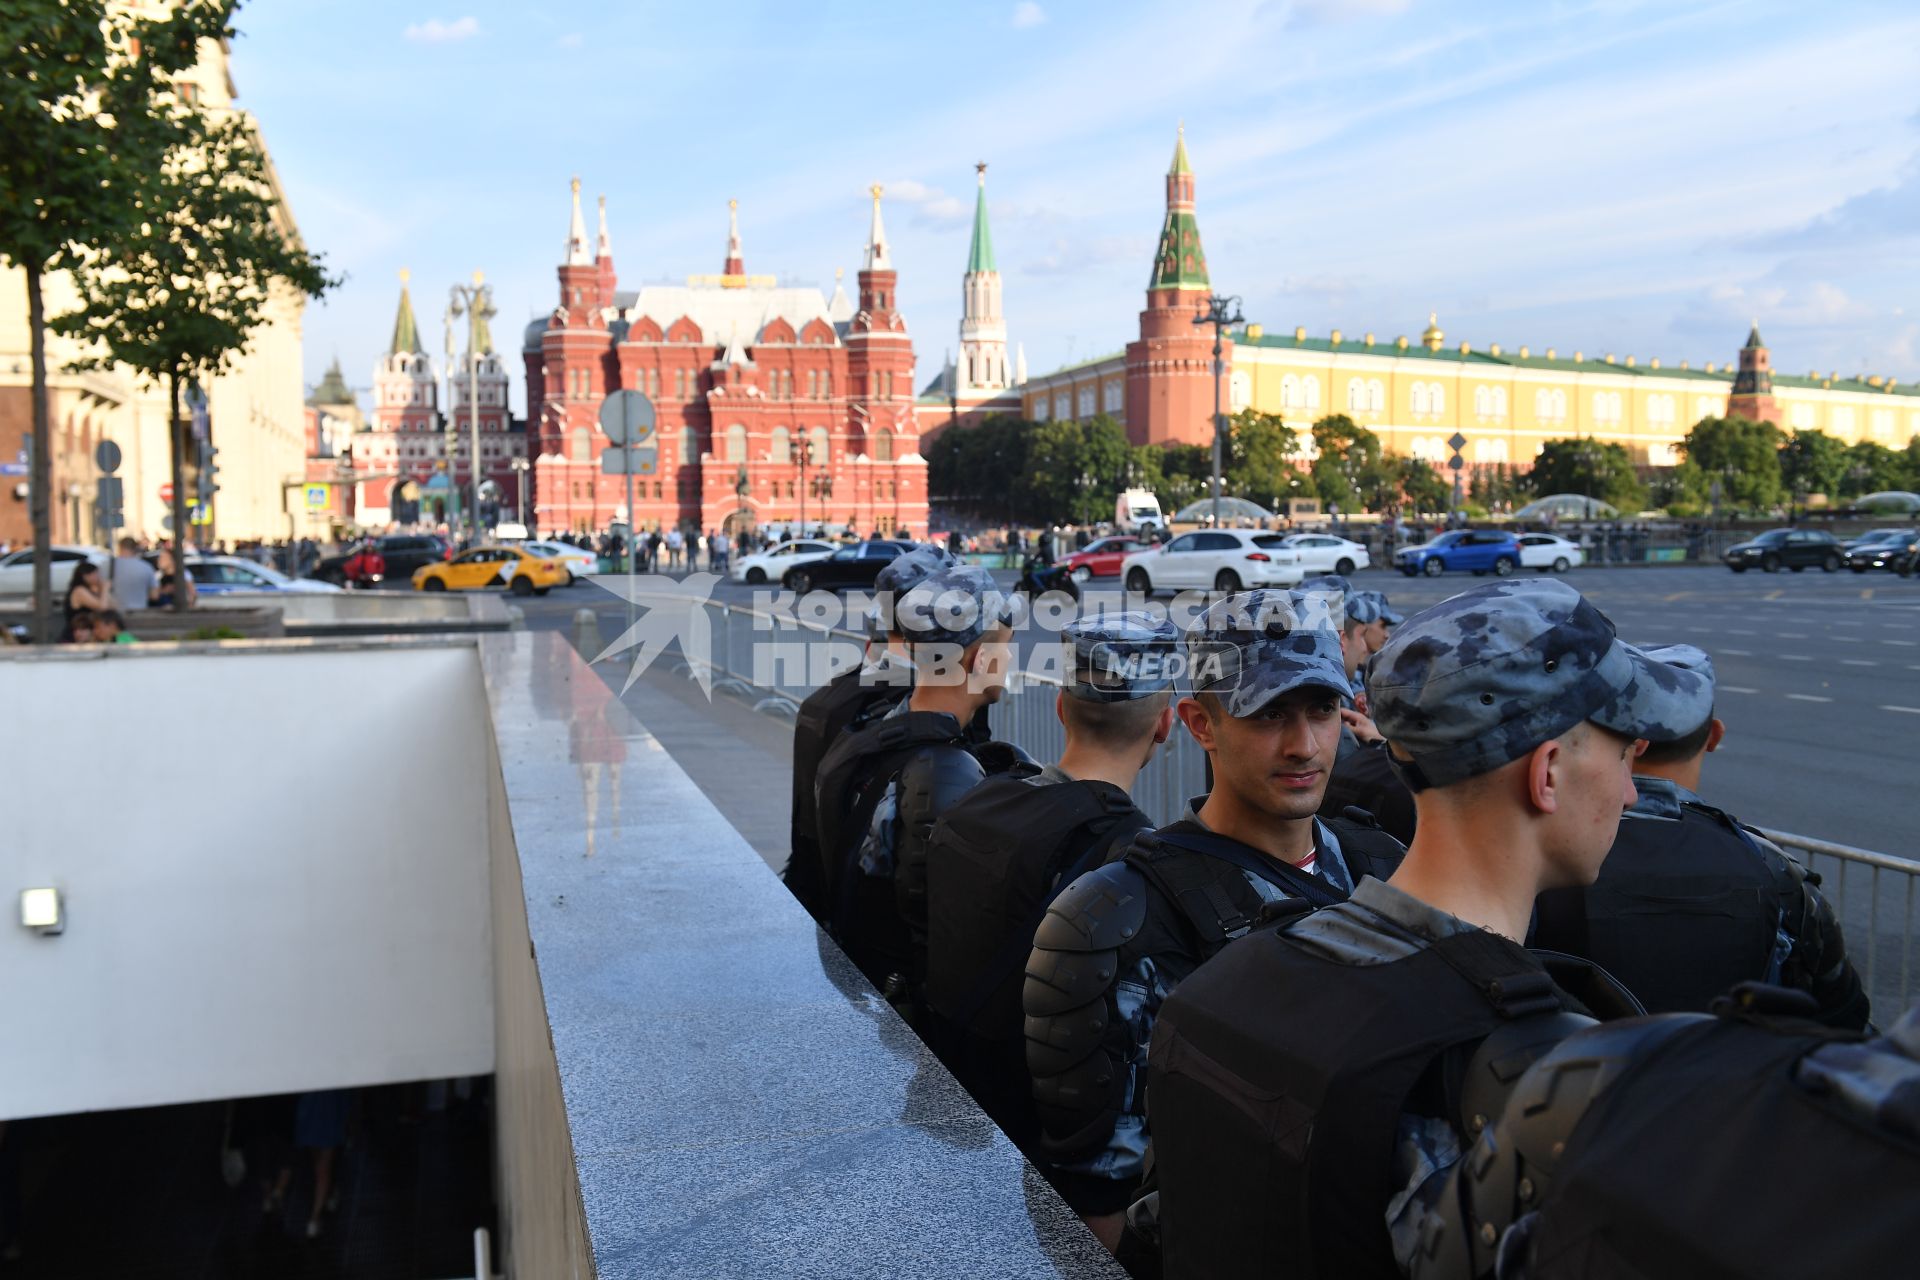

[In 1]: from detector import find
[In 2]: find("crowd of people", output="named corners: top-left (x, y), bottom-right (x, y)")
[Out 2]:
top-left (782, 553), bottom-right (1908, 1279)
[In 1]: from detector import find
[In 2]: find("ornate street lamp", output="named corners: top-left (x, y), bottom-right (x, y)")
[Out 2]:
top-left (1192, 293), bottom-right (1244, 530)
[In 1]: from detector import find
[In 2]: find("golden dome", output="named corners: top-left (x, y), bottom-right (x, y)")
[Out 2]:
top-left (1421, 312), bottom-right (1444, 351)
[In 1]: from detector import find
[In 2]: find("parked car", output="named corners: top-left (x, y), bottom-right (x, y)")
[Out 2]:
top-left (1842, 528), bottom-right (1911, 552)
top-left (733, 538), bottom-right (838, 585)
top-left (1395, 530), bottom-right (1523, 577)
top-left (311, 533), bottom-right (449, 586)
top-left (1845, 529), bottom-right (1917, 572)
top-left (184, 555), bottom-right (343, 594)
top-left (413, 545), bottom-right (568, 596)
top-left (0, 545), bottom-right (110, 597)
top-left (1723, 529), bottom-right (1844, 574)
top-left (782, 539), bottom-right (918, 593)
top-left (518, 539), bottom-right (597, 582)
top-left (1516, 533), bottom-right (1586, 573)
top-left (1120, 530), bottom-right (1305, 596)
top-left (1059, 535), bottom-right (1150, 583)
top-left (1275, 533), bottom-right (1370, 575)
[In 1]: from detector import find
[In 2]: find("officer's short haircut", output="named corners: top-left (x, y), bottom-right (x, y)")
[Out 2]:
top-left (1063, 689), bottom-right (1171, 749)
top-left (1636, 710), bottom-right (1715, 766)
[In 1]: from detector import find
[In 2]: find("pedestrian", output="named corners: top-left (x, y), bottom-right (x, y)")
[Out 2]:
top-left (89, 609), bottom-right (136, 644)
top-left (665, 526), bottom-right (683, 570)
top-left (1532, 644), bottom-right (1868, 1026)
top-left (61, 562), bottom-right (114, 640)
top-left (1023, 590), bottom-right (1406, 1255)
top-left (711, 527), bottom-right (731, 574)
top-left (264, 1089), bottom-right (352, 1239)
top-left (1144, 578), bottom-right (1706, 1277)
top-left (647, 527), bottom-right (663, 572)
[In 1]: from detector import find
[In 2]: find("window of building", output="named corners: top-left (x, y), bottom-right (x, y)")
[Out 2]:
top-left (1593, 391), bottom-right (1622, 424)
top-left (725, 424), bottom-right (747, 462)
top-left (1302, 376), bottom-right (1321, 412)
top-left (1054, 393), bottom-right (1070, 420)
top-left (873, 428), bottom-right (894, 462)
top-left (770, 425), bottom-right (791, 462)
top-left (1034, 395), bottom-right (1050, 422)
top-left (810, 426), bottom-right (829, 463)
top-left (1368, 380), bottom-right (1385, 413)
top-left (1078, 385), bottom-right (1096, 418)
top-left (1280, 374), bottom-right (1300, 411)
top-left (571, 426), bottom-right (591, 459)
top-left (1648, 394), bottom-right (1675, 427)
top-left (1872, 409), bottom-right (1894, 438)
top-left (1349, 379), bottom-right (1368, 413)
top-left (823, 370), bottom-right (832, 398)
top-left (1473, 437), bottom-right (1510, 463)
top-left (1412, 382), bottom-right (1429, 415)
top-left (1106, 380), bottom-right (1125, 413)
top-left (1832, 406), bottom-right (1855, 435)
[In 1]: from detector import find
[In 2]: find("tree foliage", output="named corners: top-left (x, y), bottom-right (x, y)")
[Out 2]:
top-left (1221, 409), bottom-right (1299, 509)
top-left (1838, 440), bottom-right (1907, 498)
top-left (0, 0), bottom-right (235, 634)
top-left (1681, 416), bottom-right (1782, 512)
top-left (1308, 415), bottom-right (1398, 512)
top-left (53, 85), bottom-right (337, 592)
top-left (1777, 428), bottom-right (1848, 501)
top-left (1528, 439), bottom-right (1647, 513)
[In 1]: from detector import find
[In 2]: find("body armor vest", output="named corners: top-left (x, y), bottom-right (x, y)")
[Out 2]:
top-left (786, 668), bottom-right (905, 916)
top-left (1532, 799), bottom-right (1799, 1014)
top-left (1149, 925), bottom-right (1589, 1280)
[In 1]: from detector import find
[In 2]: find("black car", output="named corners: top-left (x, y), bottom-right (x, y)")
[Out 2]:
top-left (1723, 529), bottom-right (1844, 574)
top-left (310, 534), bottom-right (449, 586)
top-left (1846, 529), bottom-right (1918, 573)
top-left (782, 539), bottom-right (917, 593)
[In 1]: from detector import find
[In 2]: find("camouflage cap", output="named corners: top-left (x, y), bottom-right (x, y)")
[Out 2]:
top-left (1297, 574), bottom-right (1354, 630)
top-left (864, 545), bottom-right (955, 637)
top-left (1359, 590), bottom-right (1404, 626)
top-left (1365, 579), bottom-right (1715, 789)
top-left (1062, 610), bottom-right (1182, 702)
top-left (1638, 643), bottom-right (1716, 732)
top-left (1184, 589), bottom-right (1351, 717)
top-left (894, 563), bottom-right (1012, 650)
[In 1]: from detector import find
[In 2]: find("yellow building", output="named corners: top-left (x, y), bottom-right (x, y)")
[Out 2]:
top-left (0, 8), bottom-right (309, 548)
top-left (1023, 315), bottom-right (1920, 470)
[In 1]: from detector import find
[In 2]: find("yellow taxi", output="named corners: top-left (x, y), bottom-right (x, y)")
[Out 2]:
top-left (412, 545), bottom-right (570, 596)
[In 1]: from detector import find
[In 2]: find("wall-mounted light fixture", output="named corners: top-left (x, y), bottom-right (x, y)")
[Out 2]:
top-left (20, 888), bottom-right (63, 936)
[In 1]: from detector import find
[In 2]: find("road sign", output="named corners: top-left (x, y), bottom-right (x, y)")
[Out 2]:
top-left (95, 439), bottom-right (122, 474)
top-left (97, 476), bottom-right (123, 509)
top-left (1447, 432), bottom-right (1468, 454)
top-left (601, 446), bottom-right (659, 476)
top-left (304, 483), bottom-right (331, 510)
top-left (159, 482), bottom-right (174, 503)
top-left (597, 390), bottom-right (656, 446)
top-left (0, 463), bottom-right (23, 477)
top-left (1447, 455), bottom-right (1465, 471)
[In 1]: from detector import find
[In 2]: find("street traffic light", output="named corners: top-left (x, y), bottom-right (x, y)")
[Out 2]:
top-left (196, 441), bottom-right (220, 504)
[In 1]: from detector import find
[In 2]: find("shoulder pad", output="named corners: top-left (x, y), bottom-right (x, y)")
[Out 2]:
top-left (1034, 860), bottom-right (1150, 955)
top-left (897, 743), bottom-right (988, 815)
top-left (972, 739), bottom-right (1039, 775)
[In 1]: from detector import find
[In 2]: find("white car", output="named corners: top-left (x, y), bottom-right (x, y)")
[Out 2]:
top-left (1516, 533), bottom-right (1586, 573)
top-left (732, 538), bottom-right (838, 585)
top-left (518, 539), bottom-right (598, 582)
top-left (185, 555), bottom-right (343, 594)
top-left (1120, 529), bottom-right (1305, 596)
top-left (0, 545), bottom-right (110, 596)
top-left (1276, 533), bottom-right (1370, 575)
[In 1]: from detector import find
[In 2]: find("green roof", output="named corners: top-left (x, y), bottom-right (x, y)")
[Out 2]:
top-left (1744, 323), bottom-right (1766, 350)
top-left (1231, 327), bottom-right (1778, 382)
top-left (1035, 350), bottom-right (1125, 379)
top-left (389, 284), bottom-right (422, 355)
top-left (1170, 129), bottom-right (1192, 176)
top-left (1149, 209), bottom-right (1208, 291)
top-left (309, 357), bottom-right (353, 406)
top-left (966, 180), bottom-right (996, 274)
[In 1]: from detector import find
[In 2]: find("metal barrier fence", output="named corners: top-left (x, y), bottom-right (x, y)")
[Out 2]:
top-left (618, 588), bottom-right (1920, 1016)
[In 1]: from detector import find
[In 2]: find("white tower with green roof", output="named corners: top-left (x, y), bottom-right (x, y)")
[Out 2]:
top-left (957, 163), bottom-right (1011, 395)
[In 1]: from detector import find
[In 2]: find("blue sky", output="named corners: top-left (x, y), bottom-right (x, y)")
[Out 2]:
top-left (234, 0), bottom-right (1920, 418)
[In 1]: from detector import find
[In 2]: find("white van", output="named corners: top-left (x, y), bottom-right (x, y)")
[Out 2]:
top-left (1115, 488), bottom-right (1165, 534)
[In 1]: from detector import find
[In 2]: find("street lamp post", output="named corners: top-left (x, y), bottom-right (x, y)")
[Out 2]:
top-left (448, 272), bottom-right (497, 542)
top-left (791, 439), bottom-right (814, 534)
top-left (509, 455), bottom-right (530, 527)
top-left (1193, 293), bottom-right (1244, 531)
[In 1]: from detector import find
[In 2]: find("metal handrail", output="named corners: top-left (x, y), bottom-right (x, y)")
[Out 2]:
top-left (1756, 829), bottom-right (1920, 875)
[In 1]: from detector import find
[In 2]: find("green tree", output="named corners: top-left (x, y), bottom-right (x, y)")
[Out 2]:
top-left (1, 0), bottom-right (233, 636)
top-left (1904, 438), bottom-right (1920, 492)
top-left (1838, 440), bottom-right (1906, 499)
top-left (1777, 429), bottom-right (1848, 503)
top-left (1308, 414), bottom-right (1395, 512)
top-left (55, 108), bottom-right (336, 604)
top-left (926, 414), bottom-right (1030, 520)
top-left (1221, 409), bottom-right (1300, 512)
top-left (1528, 439), bottom-right (1647, 513)
top-left (1154, 442), bottom-right (1212, 515)
top-left (1395, 458), bottom-right (1451, 516)
top-left (1681, 416), bottom-right (1782, 513)
top-left (1649, 460), bottom-right (1710, 516)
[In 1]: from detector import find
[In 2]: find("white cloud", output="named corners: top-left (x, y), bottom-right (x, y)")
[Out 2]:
top-left (1012, 2), bottom-right (1047, 29)
top-left (884, 178), bottom-right (970, 225)
top-left (403, 16), bottom-right (479, 44)
top-left (555, 32), bottom-right (585, 49)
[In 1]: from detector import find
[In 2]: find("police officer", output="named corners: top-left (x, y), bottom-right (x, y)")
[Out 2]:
top-left (1146, 578), bottom-right (1707, 1279)
top-left (1322, 587), bottom-right (1417, 841)
top-left (1417, 988), bottom-right (1920, 1280)
top-left (786, 546), bottom-right (952, 918)
top-left (1023, 589), bottom-right (1408, 1252)
top-left (922, 613), bottom-right (1179, 1148)
top-left (1531, 644), bottom-right (1869, 1027)
top-left (816, 564), bottom-right (1020, 1005)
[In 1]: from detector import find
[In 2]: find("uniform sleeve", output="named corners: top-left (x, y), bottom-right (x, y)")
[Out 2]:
top-left (1758, 833), bottom-right (1872, 1031)
top-left (1033, 953), bottom-right (1162, 1215)
top-left (1385, 1112), bottom-right (1465, 1274)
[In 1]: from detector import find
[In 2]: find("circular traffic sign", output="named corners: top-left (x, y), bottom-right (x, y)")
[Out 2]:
top-left (159, 482), bottom-right (174, 503)
top-left (598, 389), bottom-right (656, 445)
top-left (95, 439), bottom-right (122, 474)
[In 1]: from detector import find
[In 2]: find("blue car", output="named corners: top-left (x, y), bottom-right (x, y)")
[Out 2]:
top-left (1395, 530), bottom-right (1522, 578)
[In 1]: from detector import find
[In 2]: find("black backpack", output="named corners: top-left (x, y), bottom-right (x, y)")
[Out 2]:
top-left (786, 667), bottom-right (906, 916)
top-left (926, 772), bottom-right (1152, 1042)
top-left (1522, 1004), bottom-right (1920, 1279)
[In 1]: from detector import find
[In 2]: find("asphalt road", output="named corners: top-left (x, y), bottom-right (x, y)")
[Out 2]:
top-left (514, 562), bottom-right (1920, 858)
